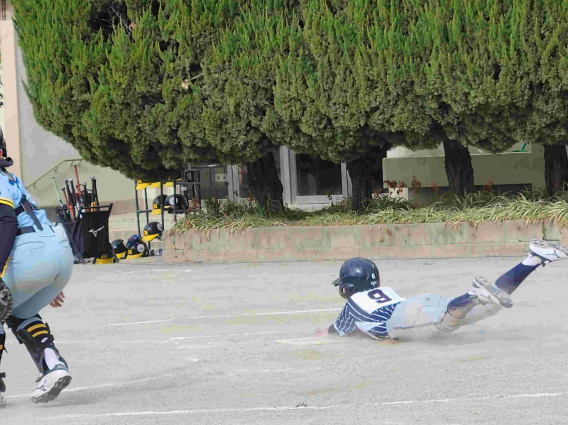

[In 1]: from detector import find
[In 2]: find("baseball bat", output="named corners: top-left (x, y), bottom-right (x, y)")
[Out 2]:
top-left (63, 179), bottom-right (73, 209)
top-left (68, 179), bottom-right (78, 215)
top-left (74, 165), bottom-right (84, 210)
top-left (62, 186), bottom-right (74, 220)
top-left (91, 176), bottom-right (99, 208)
top-left (52, 177), bottom-right (64, 208)
top-left (81, 183), bottom-right (89, 211)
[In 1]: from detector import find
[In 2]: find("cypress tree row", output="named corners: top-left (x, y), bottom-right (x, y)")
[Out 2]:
top-left (13, 0), bottom-right (568, 208)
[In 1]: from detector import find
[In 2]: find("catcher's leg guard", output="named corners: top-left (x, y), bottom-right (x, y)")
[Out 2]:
top-left (0, 331), bottom-right (6, 404)
top-left (5, 315), bottom-right (68, 376)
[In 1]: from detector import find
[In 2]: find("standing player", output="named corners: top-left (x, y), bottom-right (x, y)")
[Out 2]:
top-left (319, 240), bottom-right (568, 340)
top-left (0, 131), bottom-right (73, 404)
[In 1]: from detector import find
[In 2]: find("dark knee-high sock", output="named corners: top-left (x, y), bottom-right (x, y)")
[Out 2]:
top-left (495, 263), bottom-right (539, 295)
top-left (446, 293), bottom-right (478, 319)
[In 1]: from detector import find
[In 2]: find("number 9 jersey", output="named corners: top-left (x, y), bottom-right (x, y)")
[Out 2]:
top-left (331, 287), bottom-right (405, 339)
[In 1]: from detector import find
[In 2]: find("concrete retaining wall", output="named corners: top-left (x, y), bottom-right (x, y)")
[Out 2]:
top-left (163, 221), bottom-right (568, 263)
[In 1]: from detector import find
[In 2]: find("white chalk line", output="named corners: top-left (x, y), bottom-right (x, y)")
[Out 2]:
top-left (44, 391), bottom-right (568, 421)
top-left (106, 319), bottom-right (174, 326)
top-left (57, 331), bottom-right (277, 346)
top-left (103, 308), bottom-right (341, 327)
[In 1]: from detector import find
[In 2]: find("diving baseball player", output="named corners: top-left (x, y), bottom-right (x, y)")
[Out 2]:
top-left (0, 131), bottom-right (73, 405)
top-left (319, 239), bottom-right (568, 340)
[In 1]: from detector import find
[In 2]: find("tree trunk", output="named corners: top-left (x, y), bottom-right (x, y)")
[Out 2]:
top-left (443, 139), bottom-right (475, 196)
top-left (347, 145), bottom-right (390, 212)
top-left (245, 150), bottom-right (284, 213)
top-left (544, 143), bottom-right (568, 197)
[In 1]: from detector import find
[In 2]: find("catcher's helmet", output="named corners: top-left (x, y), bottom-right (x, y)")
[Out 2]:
top-left (166, 194), bottom-right (189, 213)
top-left (111, 239), bottom-right (128, 259)
top-left (142, 222), bottom-right (163, 242)
top-left (151, 195), bottom-right (170, 216)
top-left (0, 127), bottom-right (7, 158)
top-left (333, 257), bottom-right (380, 299)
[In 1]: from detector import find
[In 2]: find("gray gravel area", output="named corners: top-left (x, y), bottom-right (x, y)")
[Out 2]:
top-left (2, 256), bottom-right (567, 425)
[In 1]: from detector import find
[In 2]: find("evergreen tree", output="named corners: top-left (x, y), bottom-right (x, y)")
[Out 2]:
top-left (13, 0), bottom-right (282, 186)
top-left (198, 2), bottom-right (301, 211)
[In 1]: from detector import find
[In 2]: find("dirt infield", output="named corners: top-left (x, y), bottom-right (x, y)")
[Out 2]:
top-left (2, 257), bottom-right (567, 425)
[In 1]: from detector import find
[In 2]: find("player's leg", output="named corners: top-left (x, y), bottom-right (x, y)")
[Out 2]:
top-left (5, 313), bottom-right (71, 403)
top-left (4, 231), bottom-right (73, 403)
top-left (386, 294), bottom-right (455, 340)
top-left (461, 239), bottom-right (568, 325)
top-left (437, 276), bottom-right (512, 332)
top-left (0, 326), bottom-right (6, 405)
top-left (386, 277), bottom-right (513, 339)
top-left (494, 239), bottom-right (568, 294)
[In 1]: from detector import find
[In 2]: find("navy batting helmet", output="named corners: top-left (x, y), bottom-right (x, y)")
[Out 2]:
top-left (125, 235), bottom-right (149, 259)
top-left (166, 194), bottom-right (189, 213)
top-left (111, 239), bottom-right (128, 259)
top-left (151, 195), bottom-right (170, 216)
top-left (142, 222), bottom-right (163, 242)
top-left (333, 257), bottom-right (380, 299)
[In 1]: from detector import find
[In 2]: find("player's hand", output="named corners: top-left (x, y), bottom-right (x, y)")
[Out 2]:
top-left (50, 291), bottom-right (65, 308)
top-left (316, 328), bottom-right (329, 337)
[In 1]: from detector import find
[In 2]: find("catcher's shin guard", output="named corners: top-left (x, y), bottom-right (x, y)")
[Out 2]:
top-left (6, 315), bottom-right (67, 376)
top-left (0, 332), bottom-right (6, 402)
top-left (0, 331), bottom-right (5, 365)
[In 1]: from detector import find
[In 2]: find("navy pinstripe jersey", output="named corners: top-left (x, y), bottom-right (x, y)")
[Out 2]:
top-left (333, 287), bottom-right (404, 340)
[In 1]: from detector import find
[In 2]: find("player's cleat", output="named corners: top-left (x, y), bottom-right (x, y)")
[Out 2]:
top-left (529, 239), bottom-right (568, 265)
top-left (470, 276), bottom-right (513, 309)
top-left (31, 365), bottom-right (72, 404)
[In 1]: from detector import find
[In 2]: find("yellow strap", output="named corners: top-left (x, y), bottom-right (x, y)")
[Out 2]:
top-left (32, 330), bottom-right (49, 338)
top-left (1, 257), bottom-right (8, 278)
top-left (27, 323), bottom-right (46, 333)
top-left (0, 198), bottom-right (14, 208)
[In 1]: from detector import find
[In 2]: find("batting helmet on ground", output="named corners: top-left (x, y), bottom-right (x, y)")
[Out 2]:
top-left (111, 239), bottom-right (128, 259)
top-left (125, 235), bottom-right (149, 259)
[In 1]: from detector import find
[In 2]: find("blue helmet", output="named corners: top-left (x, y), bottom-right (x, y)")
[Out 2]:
top-left (333, 257), bottom-right (380, 299)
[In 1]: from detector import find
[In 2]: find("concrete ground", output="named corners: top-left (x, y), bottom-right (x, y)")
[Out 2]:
top-left (2, 256), bottom-right (568, 425)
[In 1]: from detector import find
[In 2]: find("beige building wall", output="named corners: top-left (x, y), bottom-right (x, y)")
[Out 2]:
top-left (383, 142), bottom-right (545, 190)
top-left (1, 1), bottom-right (136, 213)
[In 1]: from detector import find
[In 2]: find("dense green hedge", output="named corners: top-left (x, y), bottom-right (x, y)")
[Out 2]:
top-left (13, 0), bottom-right (568, 183)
